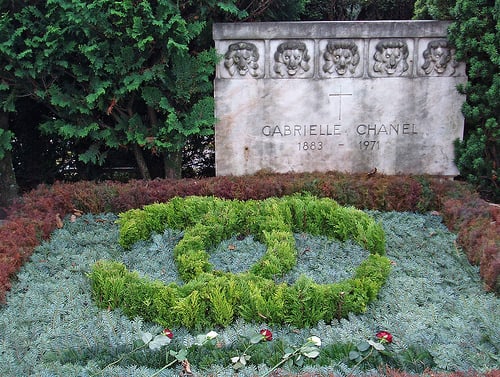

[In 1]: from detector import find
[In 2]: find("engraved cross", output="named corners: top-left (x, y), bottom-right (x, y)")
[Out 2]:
top-left (329, 84), bottom-right (352, 120)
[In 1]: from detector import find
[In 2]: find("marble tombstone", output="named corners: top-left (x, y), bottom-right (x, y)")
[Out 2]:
top-left (213, 21), bottom-right (466, 176)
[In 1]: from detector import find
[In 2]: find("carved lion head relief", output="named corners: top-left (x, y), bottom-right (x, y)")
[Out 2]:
top-left (224, 42), bottom-right (260, 77)
top-left (373, 40), bottom-right (409, 75)
top-left (323, 40), bottom-right (360, 76)
top-left (274, 41), bottom-right (311, 77)
top-left (421, 39), bottom-right (455, 75)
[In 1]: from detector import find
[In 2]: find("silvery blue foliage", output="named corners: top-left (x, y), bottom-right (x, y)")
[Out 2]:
top-left (280, 236), bottom-right (369, 285)
top-left (0, 211), bottom-right (498, 376)
top-left (121, 229), bottom-right (184, 284)
top-left (209, 235), bottom-right (266, 274)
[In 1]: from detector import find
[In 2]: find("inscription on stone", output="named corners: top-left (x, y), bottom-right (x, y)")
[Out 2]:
top-left (329, 85), bottom-right (352, 120)
top-left (214, 21), bottom-right (466, 176)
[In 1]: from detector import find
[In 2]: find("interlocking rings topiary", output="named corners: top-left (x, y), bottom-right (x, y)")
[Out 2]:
top-left (89, 195), bottom-right (391, 328)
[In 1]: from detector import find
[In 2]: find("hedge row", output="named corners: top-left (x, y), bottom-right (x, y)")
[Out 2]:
top-left (90, 254), bottom-right (391, 329)
top-left (116, 195), bottom-right (386, 275)
top-left (0, 172), bottom-right (498, 303)
top-left (88, 195), bottom-right (390, 328)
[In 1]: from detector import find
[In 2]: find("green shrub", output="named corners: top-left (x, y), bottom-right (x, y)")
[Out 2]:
top-left (118, 195), bottom-right (385, 254)
top-left (450, 0), bottom-right (499, 203)
top-left (91, 195), bottom-right (391, 328)
top-left (89, 257), bottom-right (393, 329)
top-left (117, 195), bottom-right (386, 282)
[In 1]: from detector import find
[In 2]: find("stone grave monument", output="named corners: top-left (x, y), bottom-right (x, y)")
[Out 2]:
top-left (213, 21), bottom-right (466, 176)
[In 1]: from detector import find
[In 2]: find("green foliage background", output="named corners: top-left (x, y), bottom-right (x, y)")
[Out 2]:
top-left (0, 0), bottom-right (498, 201)
top-left (450, 0), bottom-right (499, 202)
top-left (0, 0), bottom-right (246, 178)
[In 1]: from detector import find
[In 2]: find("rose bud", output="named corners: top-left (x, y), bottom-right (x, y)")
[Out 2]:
top-left (260, 329), bottom-right (273, 341)
top-left (162, 328), bottom-right (174, 339)
top-left (376, 331), bottom-right (393, 343)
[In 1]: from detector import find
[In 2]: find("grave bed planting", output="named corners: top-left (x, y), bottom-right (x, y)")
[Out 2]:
top-left (0, 210), bottom-right (498, 376)
top-left (0, 172), bottom-right (498, 376)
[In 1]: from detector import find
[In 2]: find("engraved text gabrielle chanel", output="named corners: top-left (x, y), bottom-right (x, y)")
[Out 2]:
top-left (356, 123), bottom-right (417, 136)
top-left (262, 124), bottom-right (341, 137)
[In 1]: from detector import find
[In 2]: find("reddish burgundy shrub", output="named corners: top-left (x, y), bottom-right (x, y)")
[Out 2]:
top-left (439, 192), bottom-right (499, 292)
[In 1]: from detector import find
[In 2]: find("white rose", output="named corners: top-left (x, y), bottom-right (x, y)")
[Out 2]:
top-left (307, 336), bottom-right (321, 347)
top-left (206, 330), bottom-right (218, 339)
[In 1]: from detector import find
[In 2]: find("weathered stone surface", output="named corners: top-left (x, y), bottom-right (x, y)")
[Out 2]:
top-left (214, 21), bottom-right (466, 176)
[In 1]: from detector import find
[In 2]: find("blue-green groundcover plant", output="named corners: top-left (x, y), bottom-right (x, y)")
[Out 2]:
top-left (0, 211), bottom-right (498, 376)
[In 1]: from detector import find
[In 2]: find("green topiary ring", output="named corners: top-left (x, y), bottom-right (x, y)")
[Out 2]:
top-left (89, 195), bottom-right (391, 329)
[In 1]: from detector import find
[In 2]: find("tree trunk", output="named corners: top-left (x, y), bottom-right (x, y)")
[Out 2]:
top-left (132, 143), bottom-right (151, 180)
top-left (146, 106), bottom-right (181, 179)
top-left (164, 150), bottom-right (182, 179)
top-left (0, 112), bottom-right (18, 217)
